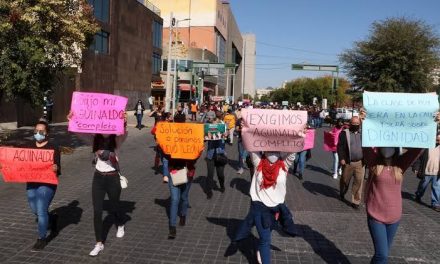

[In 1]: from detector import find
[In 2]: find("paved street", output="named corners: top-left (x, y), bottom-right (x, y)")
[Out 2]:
top-left (0, 118), bottom-right (439, 264)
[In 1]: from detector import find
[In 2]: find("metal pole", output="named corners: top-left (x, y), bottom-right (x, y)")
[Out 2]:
top-left (241, 38), bottom-right (246, 100)
top-left (225, 68), bottom-right (230, 103)
top-left (165, 13), bottom-right (174, 112)
top-left (173, 57), bottom-right (178, 117)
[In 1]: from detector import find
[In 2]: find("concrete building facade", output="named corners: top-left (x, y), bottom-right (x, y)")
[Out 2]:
top-left (0, 0), bottom-right (162, 126)
top-left (150, 0), bottom-right (245, 102)
top-left (242, 34), bottom-right (256, 98)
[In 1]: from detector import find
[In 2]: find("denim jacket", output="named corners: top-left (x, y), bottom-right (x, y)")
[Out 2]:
top-left (206, 139), bottom-right (226, 160)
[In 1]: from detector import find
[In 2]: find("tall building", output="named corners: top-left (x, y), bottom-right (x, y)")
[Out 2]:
top-left (0, 0), bottom-right (163, 126)
top-left (150, 0), bottom-right (245, 102)
top-left (242, 34), bottom-right (256, 99)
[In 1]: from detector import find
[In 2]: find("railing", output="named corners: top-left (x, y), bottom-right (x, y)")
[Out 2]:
top-left (140, 0), bottom-right (161, 16)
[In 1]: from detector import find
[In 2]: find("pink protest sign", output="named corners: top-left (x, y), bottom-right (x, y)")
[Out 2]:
top-left (303, 129), bottom-right (315, 150)
top-left (323, 131), bottom-right (337, 152)
top-left (68, 92), bottom-right (128, 135)
top-left (241, 109), bottom-right (307, 152)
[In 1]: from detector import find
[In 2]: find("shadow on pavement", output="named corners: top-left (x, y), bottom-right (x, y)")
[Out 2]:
top-left (47, 200), bottom-right (83, 243)
top-left (102, 200), bottom-right (136, 242)
top-left (230, 178), bottom-right (251, 197)
top-left (305, 164), bottom-right (331, 176)
top-left (193, 176), bottom-right (221, 195)
top-left (285, 224), bottom-right (351, 264)
top-left (206, 217), bottom-right (258, 264)
top-left (154, 197), bottom-right (171, 219)
top-left (302, 181), bottom-right (340, 199)
top-left (207, 216), bottom-right (350, 264)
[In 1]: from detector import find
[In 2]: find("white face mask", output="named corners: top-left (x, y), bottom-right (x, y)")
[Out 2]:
top-left (266, 152), bottom-right (280, 163)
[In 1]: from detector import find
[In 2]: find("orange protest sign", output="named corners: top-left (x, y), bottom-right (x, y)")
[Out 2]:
top-left (0, 147), bottom-right (58, 185)
top-left (155, 122), bottom-right (205, 160)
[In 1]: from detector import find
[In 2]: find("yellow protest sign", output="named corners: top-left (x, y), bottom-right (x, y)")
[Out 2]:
top-left (155, 122), bottom-right (205, 160)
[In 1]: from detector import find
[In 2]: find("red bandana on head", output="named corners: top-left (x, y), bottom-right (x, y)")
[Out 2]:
top-left (257, 157), bottom-right (286, 189)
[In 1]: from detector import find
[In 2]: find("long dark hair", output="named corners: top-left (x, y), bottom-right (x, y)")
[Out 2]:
top-left (93, 134), bottom-right (117, 152)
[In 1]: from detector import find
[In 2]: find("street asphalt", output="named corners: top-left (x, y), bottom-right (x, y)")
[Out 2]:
top-left (0, 115), bottom-right (438, 264)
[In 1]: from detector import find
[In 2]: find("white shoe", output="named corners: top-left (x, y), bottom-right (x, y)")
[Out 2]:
top-left (332, 173), bottom-right (338, 179)
top-left (89, 243), bottom-right (104, 256)
top-left (116, 226), bottom-right (125, 238)
top-left (338, 169), bottom-right (342, 176)
top-left (237, 168), bottom-right (244, 174)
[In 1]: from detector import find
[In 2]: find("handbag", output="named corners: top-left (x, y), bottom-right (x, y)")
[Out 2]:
top-left (170, 167), bottom-right (188, 186)
top-left (119, 172), bottom-right (128, 189)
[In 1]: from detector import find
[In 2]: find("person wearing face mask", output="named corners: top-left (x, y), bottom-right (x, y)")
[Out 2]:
top-left (133, 99), bottom-right (145, 130)
top-left (337, 116), bottom-right (365, 209)
top-left (0, 120), bottom-right (61, 251)
top-left (363, 146), bottom-right (423, 264)
top-left (226, 151), bottom-right (296, 264)
top-left (412, 132), bottom-right (440, 212)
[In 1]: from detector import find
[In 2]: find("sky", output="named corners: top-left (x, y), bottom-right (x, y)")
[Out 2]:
top-left (229, 0), bottom-right (440, 89)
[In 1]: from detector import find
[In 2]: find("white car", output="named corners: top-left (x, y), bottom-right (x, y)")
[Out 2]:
top-left (336, 108), bottom-right (359, 120)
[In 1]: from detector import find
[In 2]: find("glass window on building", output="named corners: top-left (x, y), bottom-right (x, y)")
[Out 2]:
top-left (89, 30), bottom-right (109, 54)
top-left (152, 20), bottom-right (163, 48)
top-left (152, 53), bottom-right (161, 75)
top-left (88, 0), bottom-right (109, 23)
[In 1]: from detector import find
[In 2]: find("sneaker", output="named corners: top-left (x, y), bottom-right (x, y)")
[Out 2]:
top-left (338, 168), bottom-right (342, 176)
top-left (433, 206), bottom-right (440, 212)
top-left (89, 243), bottom-right (104, 256)
top-left (168, 226), bottom-right (177, 239)
top-left (31, 239), bottom-right (47, 252)
top-left (332, 173), bottom-right (338, 179)
top-left (298, 174), bottom-right (303, 180)
top-left (237, 168), bottom-right (244, 174)
top-left (351, 203), bottom-right (360, 210)
top-left (116, 226), bottom-right (125, 238)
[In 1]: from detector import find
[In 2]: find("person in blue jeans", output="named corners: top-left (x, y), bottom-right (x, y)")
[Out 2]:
top-left (412, 133), bottom-right (440, 211)
top-left (133, 100), bottom-right (145, 130)
top-left (0, 120), bottom-right (61, 251)
top-left (367, 217), bottom-right (400, 263)
top-left (235, 117), bottom-right (247, 174)
top-left (293, 150), bottom-right (308, 180)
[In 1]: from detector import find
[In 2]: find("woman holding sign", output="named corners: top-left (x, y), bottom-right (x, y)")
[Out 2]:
top-left (0, 120), bottom-right (61, 251)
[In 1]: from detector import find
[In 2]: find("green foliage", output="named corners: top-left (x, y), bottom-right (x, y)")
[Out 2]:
top-left (340, 17), bottom-right (440, 93)
top-left (259, 94), bottom-right (271, 102)
top-left (270, 76), bottom-right (350, 106)
top-left (0, 0), bottom-right (99, 106)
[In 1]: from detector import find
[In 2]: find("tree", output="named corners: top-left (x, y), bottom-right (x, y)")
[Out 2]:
top-left (340, 17), bottom-right (440, 93)
top-left (0, 0), bottom-right (99, 106)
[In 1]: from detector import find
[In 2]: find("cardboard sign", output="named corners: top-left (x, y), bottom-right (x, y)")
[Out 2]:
top-left (241, 109), bottom-right (307, 152)
top-left (156, 122), bottom-right (205, 160)
top-left (362, 91), bottom-right (439, 148)
top-left (204, 123), bottom-right (226, 140)
top-left (323, 131), bottom-right (337, 152)
top-left (303, 129), bottom-right (315, 150)
top-left (68, 92), bottom-right (128, 135)
top-left (0, 147), bottom-right (58, 185)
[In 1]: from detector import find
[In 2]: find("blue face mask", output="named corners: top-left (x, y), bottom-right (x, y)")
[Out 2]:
top-left (34, 133), bottom-right (46, 142)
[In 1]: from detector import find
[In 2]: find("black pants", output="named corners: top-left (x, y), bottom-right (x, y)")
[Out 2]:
top-left (92, 171), bottom-right (122, 242)
top-left (206, 159), bottom-right (225, 194)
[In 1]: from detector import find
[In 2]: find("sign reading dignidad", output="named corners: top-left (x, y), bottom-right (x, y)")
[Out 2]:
top-left (0, 147), bottom-right (58, 185)
top-left (155, 122), bottom-right (205, 160)
top-left (68, 92), bottom-right (128, 135)
top-left (362, 91), bottom-right (439, 148)
top-left (241, 109), bottom-right (307, 152)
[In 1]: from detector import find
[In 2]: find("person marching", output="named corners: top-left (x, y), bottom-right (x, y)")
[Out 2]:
top-left (162, 113), bottom-right (198, 239)
top-left (133, 99), bottom-right (145, 130)
top-left (413, 131), bottom-right (440, 212)
top-left (231, 151), bottom-right (296, 263)
top-left (223, 109), bottom-right (236, 145)
top-left (330, 119), bottom-right (345, 179)
top-left (205, 111), bottom-right (228, 199)
top-left (0, 120), bottom-right (61, 251)
top-left (337, 116), bottom-right (365, 209)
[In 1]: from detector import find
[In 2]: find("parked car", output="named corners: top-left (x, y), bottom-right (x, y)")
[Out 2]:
top-left (336, 108), bottom-right (359, 120)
